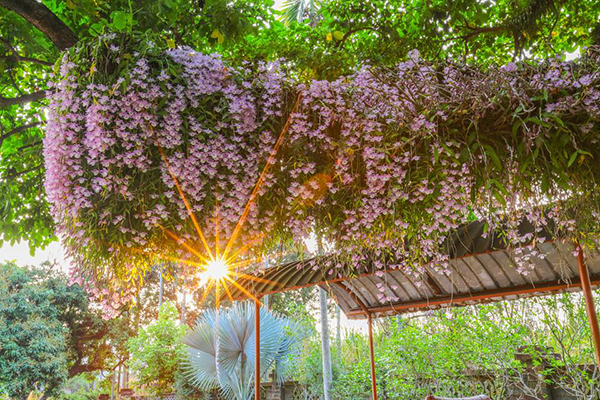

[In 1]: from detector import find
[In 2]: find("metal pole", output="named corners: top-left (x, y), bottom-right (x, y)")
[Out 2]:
top-left (255, 297), bottom-right (261, 400)
top-left (576, 246), bottom-right (600, 366)
top-left (367, 313), bottom-right (378, 400)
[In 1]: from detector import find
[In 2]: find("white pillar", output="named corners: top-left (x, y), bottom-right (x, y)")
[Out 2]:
top-left (320, 288), bottom-right (332, 400)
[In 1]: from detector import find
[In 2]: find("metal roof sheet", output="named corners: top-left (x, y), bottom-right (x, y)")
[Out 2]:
top-left (225, 220), bottom-right (600, 319)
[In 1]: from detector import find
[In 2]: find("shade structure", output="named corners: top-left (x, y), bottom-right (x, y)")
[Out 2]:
top-left (227, 219), bottom-right (600, 400)
top-left (226, 220), bottom-right (600, 319)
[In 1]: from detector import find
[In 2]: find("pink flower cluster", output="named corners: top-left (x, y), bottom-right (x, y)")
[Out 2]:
top-left (45, 36), bottom-right (600, 309)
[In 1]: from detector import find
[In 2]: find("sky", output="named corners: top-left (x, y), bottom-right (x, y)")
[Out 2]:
top-left (0, 239), bottom-right (69, 269)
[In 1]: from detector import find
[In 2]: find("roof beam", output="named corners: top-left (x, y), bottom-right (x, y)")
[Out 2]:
top-left (346, 276), bottom-right (600, 317)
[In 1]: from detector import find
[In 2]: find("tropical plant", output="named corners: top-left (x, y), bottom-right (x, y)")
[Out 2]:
top-left (183, 302), bottom-right (301, 400)
top-left (127, 301), bottom-right (187, 396)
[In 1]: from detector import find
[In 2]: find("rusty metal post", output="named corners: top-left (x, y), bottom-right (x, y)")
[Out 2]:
top-left (255, 297), bottom-right (261, 400)
top-left (367, 312), bottom-right (378, 400)
top-left (576, 246), bottom-right (600, 366)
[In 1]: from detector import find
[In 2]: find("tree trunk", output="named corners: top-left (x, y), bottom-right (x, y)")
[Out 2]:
top-left (181, 289), bottom-right (187, 325)
top-left (135, 292), bottom-right (141, 331)
top-left (117, 364), bottom-right (122, 392)
top-left (123, 362), bottom-right (129, 389)
top-left (0, 0), bottom-right (77, 50)
top-left (110, 370), bottom-right (117, 400)
top-left (263, 258), bottom-right (270, 309)
top-left (158, 268), bottom-right (164, 309)
top-left (319, 287), bottom-right (333, 400)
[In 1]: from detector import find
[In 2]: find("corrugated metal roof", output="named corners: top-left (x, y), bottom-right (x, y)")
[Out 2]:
top-left (226, 220), bottom-right (600, 319)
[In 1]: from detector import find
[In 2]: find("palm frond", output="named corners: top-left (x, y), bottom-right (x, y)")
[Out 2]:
top-left (183, 302), bottom-right (301, 400)
top-left (280, 0), bottom-right (321, 24)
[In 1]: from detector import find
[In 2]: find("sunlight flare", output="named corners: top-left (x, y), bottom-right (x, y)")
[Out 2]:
top-left (201, 258), bottom-right (230, 282)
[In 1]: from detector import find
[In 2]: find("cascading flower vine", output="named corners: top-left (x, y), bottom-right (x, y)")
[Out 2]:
top-left (44, 32), bottom-right (600, 311)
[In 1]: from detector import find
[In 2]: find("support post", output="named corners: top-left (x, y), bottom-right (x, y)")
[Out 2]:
top-left (255, 297), bottom-right (261, 400)
top-left (367, 313), bottom-right (378, 400)
top-left (576, 246), bottom-right (600, 366)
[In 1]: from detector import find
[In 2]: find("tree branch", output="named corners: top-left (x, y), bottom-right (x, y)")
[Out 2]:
top-left (68, 362), bottom-right (105, 378)
top-left (0, 0), bottom-right (77, 51)
top-left (6, 69), bottom-right (23, 95)
top-left (440, 26), bottom-right (506, 44)
top-left (4, 164), bottom-right (42, 180)
top-left (0, 38), bottom-right (54, 66)
top-left (0, 90), bottom-right (47, 108)
top-left (0, 121), bottom-right (42, 145)
top-left (17, 140), bottom-right (42, 152)
top-left (593, 21), bottom-right (600, 46)
top-left (335, 27), bottom-right (381, 49)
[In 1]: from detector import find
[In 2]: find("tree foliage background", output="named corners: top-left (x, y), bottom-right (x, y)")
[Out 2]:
top-left (0, 261), bottom-right (132, 399)
top-left (127, 302), bottom-right (187, 396)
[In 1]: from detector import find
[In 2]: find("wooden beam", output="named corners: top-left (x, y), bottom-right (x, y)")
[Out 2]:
top-left (333, 282), bottom-right (369, 314)
top-left (346, 277), bottom-right (600, 317)
top-left (576, 247), bottom-right (600, 366)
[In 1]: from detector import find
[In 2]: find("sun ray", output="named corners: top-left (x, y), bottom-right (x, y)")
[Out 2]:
top-left (199, 280), bottom-right (215, 305)
top-left (215, 197), bottom-right (220, 259)
top-left (230, 271), bottom-right (283, 287)
top-left (161, 256), bottom-right (205, 268)
top-left (109, 242), bottom-right (206, 270)
top-left (222, 280), bottom-right (234, 302)
top-left (225, 276), bottom-right (261, 304)
top-left (224, 232), bottom-right (266, 264)
top-left (228, 255), bottom-right (266, 269)
top-left (156, 142), bottom-right (213, 259)
top-left (160, 226), bottom-right (209, 264)
top-left (146, 100), bottom-right (305, 310)
top-left (223, 94), bottom-right (302, 259)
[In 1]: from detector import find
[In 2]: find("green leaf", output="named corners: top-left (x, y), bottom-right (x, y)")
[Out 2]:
top-left (567, 151), bottom-right (578, 167)
top-left (111, 11), bottom-right (130, 31)
top-left (483, 144), bottom-right (502, 171)
top-left (333, 31), bottom-right (344, 41)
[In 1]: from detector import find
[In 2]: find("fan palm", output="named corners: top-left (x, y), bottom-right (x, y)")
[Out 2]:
top-left (281, 0), bottom-right (321, 24)
top-left (183, 302), bottom-right (300, 400)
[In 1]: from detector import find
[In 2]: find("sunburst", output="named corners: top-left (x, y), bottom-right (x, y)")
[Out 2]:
top-left (154, 95), bottom-right (302, 308)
